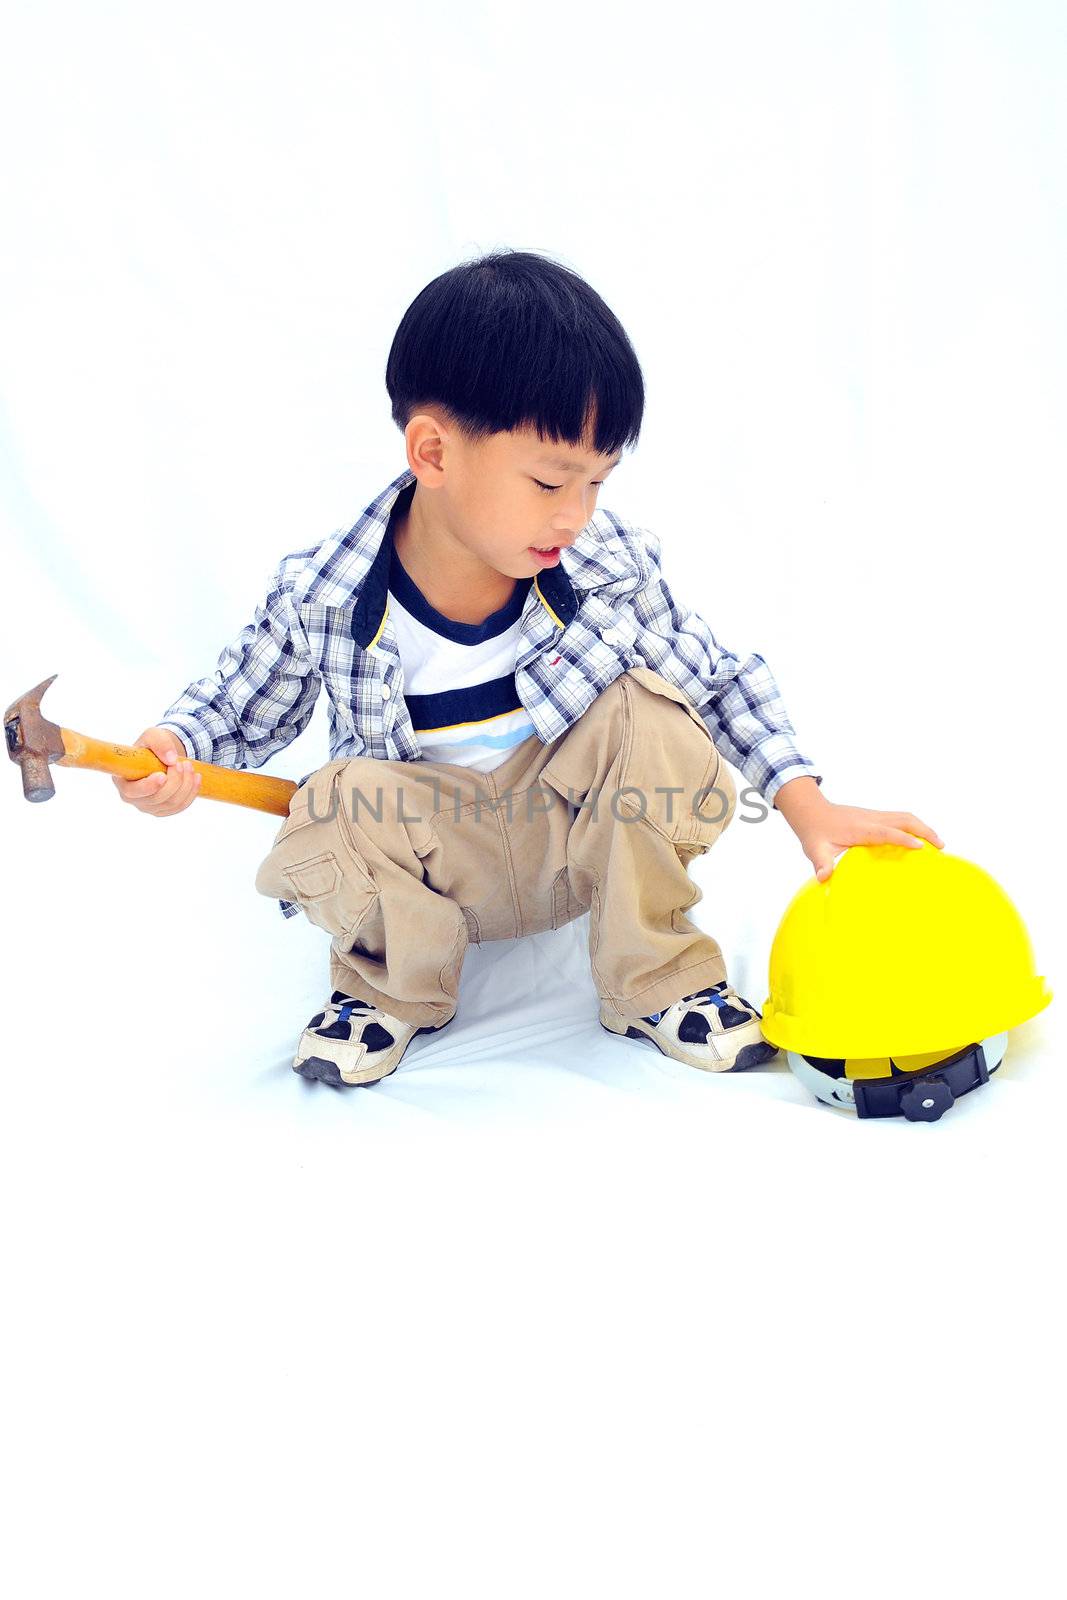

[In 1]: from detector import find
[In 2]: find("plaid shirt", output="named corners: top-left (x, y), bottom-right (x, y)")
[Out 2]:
top-left (158, 467), bottom-right (822, 919)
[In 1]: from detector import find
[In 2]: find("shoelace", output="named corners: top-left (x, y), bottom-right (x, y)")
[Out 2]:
top-left (643, 982), bottom-right (757, 1030)
top-left (308, 990), bottom-right (381, 1041)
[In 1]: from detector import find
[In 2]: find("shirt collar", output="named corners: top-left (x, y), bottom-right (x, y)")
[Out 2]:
top-left (295, 467), bottom-right (581, 644)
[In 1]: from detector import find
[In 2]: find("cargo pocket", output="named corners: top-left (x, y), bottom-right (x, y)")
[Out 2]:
top-left (684, 748), bottom-right (736, 857)
top-left (617, 667), bottom-right (728, 850)
top-left (283, 850), bottom-right (343, 901)
top-left (550, 864), bottom-right (588, 929)
top-left (254, 758), bottom-right (378, 939)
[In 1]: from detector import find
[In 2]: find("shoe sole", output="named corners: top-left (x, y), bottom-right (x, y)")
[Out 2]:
top-left (293, 1016), bottom-right (455, 1088)
top-left (599, 1017), bottom-right (778, 1073)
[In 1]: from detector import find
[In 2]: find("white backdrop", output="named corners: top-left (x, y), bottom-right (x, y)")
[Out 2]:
top-left (1, 3), bottom-right (1063, 1596)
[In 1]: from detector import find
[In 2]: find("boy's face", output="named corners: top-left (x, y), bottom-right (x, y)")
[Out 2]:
top-left (402, 414), bottom-right (623, 584)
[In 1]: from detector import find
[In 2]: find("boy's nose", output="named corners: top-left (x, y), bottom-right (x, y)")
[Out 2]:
top-left (549, 513), bottom-right (592, 543)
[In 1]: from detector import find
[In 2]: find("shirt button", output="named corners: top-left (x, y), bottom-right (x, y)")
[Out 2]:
top-left (381, 683), bottom-right (392, 699)
top-left (601, 627), bottom-right (622, 644)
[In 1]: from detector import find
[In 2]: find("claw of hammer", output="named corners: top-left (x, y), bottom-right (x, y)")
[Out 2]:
top-left (4, 674), bottom-right (67, 801)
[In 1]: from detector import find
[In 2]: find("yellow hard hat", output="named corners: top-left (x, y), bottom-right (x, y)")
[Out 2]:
top-left (760, 841), bottom-right (1052, 1121)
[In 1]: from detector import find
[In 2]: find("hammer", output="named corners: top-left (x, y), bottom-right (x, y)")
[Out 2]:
top-left (5, 675), bottom-right (297, 815)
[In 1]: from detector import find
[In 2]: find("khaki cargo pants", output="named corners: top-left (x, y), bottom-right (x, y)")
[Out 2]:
top-left (254, 666), bottom-right (737, 1028)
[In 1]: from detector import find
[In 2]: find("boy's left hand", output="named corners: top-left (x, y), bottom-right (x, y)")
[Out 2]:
top-left (786, 799), bottom-right (945, 884)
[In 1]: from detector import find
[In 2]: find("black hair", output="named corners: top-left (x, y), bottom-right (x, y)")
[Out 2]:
top-left (385, 247), bottom-right (644, 460)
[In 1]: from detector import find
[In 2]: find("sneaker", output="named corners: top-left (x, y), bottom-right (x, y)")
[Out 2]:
top-left (293, 989), bottom-right (456, 1087)
top-left (599, 981), bottom-right (779, 1073)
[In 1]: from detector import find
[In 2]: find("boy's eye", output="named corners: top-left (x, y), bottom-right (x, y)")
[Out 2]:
top-left (533, 479), bottom-right (604, 493)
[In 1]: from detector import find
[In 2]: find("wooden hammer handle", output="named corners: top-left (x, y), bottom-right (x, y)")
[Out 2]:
top-left (55, 728), bottom-right (297, 816)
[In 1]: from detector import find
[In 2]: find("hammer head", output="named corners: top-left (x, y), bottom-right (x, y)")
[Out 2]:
top-left (5, 675), bottom-right (67, 801)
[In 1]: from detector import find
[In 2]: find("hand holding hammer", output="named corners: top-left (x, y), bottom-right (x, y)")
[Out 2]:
top-left (113, 727), bottom-right (204, 816)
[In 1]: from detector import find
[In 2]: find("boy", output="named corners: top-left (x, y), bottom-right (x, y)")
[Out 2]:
top-left (115, 249), bottom-right (943, 1088)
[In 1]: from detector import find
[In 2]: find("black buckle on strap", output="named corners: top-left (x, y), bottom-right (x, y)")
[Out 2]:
top-left (853, 1041), bottom-right (991, 1122)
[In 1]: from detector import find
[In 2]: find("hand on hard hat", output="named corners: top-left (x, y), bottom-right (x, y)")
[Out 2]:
top-left (786, 799), bottom-right (945, 883)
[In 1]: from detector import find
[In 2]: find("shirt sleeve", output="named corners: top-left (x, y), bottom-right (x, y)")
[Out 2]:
top-left (627, 530), bottom-right (823, 807)
top-left (156, 556), bottom-right (322, 772)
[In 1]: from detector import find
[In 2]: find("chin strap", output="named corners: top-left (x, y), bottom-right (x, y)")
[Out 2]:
top-left (788, 1034), bottom-right (1008, 1122)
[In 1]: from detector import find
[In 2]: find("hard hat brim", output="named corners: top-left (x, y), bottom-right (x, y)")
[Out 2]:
top-left (761, 974), bottom-right (1051, 1058)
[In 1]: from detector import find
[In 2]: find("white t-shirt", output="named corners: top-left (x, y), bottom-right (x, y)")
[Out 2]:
top-left (387, 532), bottom-right (538, 773)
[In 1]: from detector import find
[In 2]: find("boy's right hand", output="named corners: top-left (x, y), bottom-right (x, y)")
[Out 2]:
top-left (112, 727), bottom-right (202, 816)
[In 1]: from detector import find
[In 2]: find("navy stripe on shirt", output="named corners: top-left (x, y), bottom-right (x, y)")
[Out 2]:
top-left (404, 671), bottom-right (524, 734)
